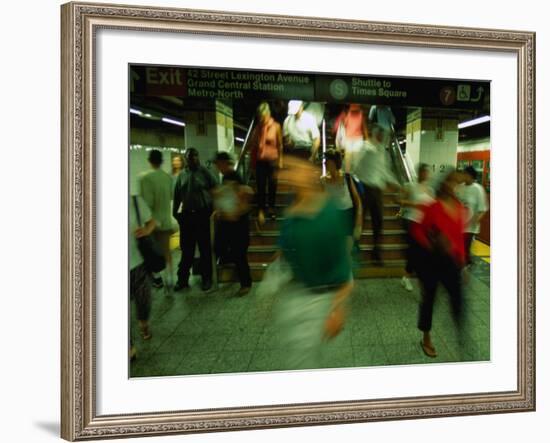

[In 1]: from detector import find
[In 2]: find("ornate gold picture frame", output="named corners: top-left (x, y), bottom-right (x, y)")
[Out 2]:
top-left (61, 2), bottom-right (535, 440)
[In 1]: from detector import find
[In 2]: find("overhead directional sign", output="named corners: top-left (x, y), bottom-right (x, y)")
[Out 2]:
top-left (130, 65), bottom-right (489, 110)
top-left (314, 76), bottom-right (489, 109)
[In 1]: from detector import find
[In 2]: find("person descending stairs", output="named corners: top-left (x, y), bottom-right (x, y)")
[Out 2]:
top-left (217, 109), bottom-right (411, 283)
top-left (217, 178), bottom-right (409, 282)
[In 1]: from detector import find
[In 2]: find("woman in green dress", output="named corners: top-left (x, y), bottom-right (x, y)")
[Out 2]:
top-left (275, 155), bottom-right (354, 370)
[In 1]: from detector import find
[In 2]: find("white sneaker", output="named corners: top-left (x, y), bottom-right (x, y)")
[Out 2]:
top-left (401, 276), bottom-right (413, 291)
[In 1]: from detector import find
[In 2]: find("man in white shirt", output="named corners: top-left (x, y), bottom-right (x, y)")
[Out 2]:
top-left (283, 100), bottom-right (321, 162)
top-left (139, 149), bottom-right (175, 290)
top-left (457, 165), bottom-right (488, 265)
top-left (352, 124), bottom-right (399, 265)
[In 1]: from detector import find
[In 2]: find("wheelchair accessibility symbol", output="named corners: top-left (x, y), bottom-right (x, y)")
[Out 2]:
top-left (457, 84), bottom-right (471, 101)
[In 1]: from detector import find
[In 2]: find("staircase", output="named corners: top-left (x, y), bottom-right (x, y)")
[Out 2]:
top-left (217, 184), bottom-right (408, 282)
top-left (219, 116), bottom-right (410, 283)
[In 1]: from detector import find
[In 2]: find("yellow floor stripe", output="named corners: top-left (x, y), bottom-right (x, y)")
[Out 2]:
top-left (169, 232), bottom-right (179, 251)
top-left (472, 239), bottom-right (490, 263)
top-left (169, 234), bottom-right (492, 263)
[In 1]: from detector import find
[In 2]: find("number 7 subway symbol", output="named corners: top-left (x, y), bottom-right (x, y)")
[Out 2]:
top-left (470, 86), bottom-right (484, 102)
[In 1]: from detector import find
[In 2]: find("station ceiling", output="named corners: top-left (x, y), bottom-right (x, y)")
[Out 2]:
top-left (129, 95), bottom-right (490, 143)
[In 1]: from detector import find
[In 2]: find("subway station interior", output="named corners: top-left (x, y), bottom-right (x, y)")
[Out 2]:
top-left (129, 65), bottom-right (491, 377)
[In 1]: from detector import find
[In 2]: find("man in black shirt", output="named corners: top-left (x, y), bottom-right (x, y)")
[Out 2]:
top-left (173, 147), bottom-right (218, 292)
top-left (212, 152), bottom-right (253, 296)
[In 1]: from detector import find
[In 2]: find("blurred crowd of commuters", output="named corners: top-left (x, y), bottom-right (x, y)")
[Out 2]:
top-left (129, 100), bottom-right (488, 365)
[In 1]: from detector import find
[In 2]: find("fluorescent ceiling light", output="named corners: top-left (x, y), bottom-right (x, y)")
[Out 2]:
top-left (458, 115), bottom-right (490, 129)
top-left (235, 137), bottom-right (245, 142)
top-left (130, 109), bottom-right (155, 119)
top-left (162, 117), bottom-right (186, 127)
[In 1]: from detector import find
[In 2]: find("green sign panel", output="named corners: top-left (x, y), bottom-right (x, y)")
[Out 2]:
top-left (131, 65), bottom-right (489, 110)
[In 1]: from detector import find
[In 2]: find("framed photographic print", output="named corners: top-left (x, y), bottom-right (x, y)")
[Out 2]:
top-left (61, 1), bottom-right (535, 440)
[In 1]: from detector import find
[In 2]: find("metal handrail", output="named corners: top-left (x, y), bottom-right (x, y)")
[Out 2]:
top-left (209, 211), bottom-right (219, 291)
top-left (235, 118), bottom-right (256, 183)
top-left (388, 124), bottom-right (416, 184)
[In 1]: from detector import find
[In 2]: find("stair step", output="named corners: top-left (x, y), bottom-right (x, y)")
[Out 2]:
top-left (251, 192), bottom-right (294, 206)
top-left (249, 204), bottom-right (401, 217)
top-left (246, 244), bottom-right (407, 262)
top-left (217, 259), bottom-right (407, 282)
top-left (250, 191), bottom-right (400, 205)
top-left (249, 216), bottom-right (405, 231)
top-left (249, 230), bottom-right (407, 246)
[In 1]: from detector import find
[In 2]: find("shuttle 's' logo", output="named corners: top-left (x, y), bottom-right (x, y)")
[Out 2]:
top-left (329, 79), bottom-right (349, 100)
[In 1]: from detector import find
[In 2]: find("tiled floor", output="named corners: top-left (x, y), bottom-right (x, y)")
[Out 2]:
top-left (130, 254), bottom-right (490, 378)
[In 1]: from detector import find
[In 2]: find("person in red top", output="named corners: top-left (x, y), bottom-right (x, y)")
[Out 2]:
top-left (334, 104), bottom-right (368, 173)
top-left (249, 101), bottom-right (283, 225)
top-left (411, 168), bottom-right (468, 358)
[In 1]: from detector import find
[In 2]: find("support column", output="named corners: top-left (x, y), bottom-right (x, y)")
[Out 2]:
top-left (183, 99), bottom-right (234, 162)
top-left (406, 108), bottom-right (459, 179)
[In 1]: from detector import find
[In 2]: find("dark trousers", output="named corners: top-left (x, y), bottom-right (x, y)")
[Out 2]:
top-left (416, 252), bottom-right (463, 332)
top-left (216, 218), bottom-right (252, 288)
top-left (177, 210), bottom-right (212, 284)
top-left (361, 184), bottom-right (384, 257)
top-left (130, 263), bottom-right (151, 321)
top-left (464, 233), bottom-right (475, 265)
top-left (255, 160), bottom-right (277, 211)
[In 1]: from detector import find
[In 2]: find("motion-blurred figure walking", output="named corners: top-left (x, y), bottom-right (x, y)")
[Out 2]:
top-left (283, 100), bottom-right (321, 162)
top-left (352, 124), bottom-right (399, 265)
top-left (322, 148), bottom-right (363, 252)
top-left (399, 163), bottom-right (434, 291)
top-left (334, 104), bottom-right (368, 173)
top-left (275, 156), bottom-right (354, 369)
top-left (212, 152), bottom-right (253, 296)
top-left (249, 102), bottom-right (283, 225)
top-left (129, 195), bottom-right (156, 360)
top-left (457, 165), bottom-right (488, 266)
top-left (411, 168), bottom-right (468, 358)
top-left (139, 149), bottom-right (175, 291)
